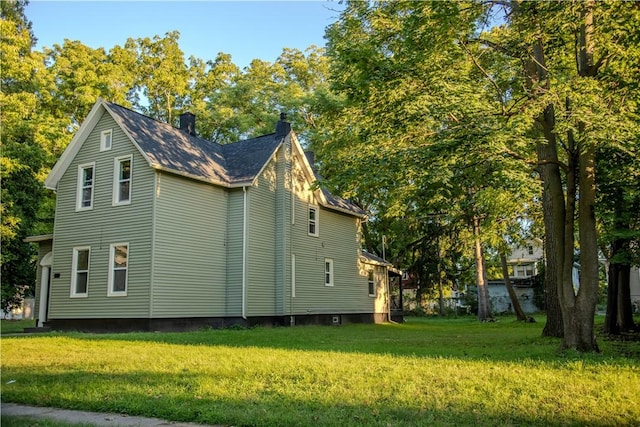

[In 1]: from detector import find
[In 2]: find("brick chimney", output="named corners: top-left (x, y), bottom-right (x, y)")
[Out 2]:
top-left (275, 112), bottom-right (291, 138)
top-left (179, 112), bottom-right (196, 136)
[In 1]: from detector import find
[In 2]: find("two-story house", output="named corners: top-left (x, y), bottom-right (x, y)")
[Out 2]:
top-left (507, 240), bottom-right (543, 279)
top-left (31, 99), bottom-right (393, 331)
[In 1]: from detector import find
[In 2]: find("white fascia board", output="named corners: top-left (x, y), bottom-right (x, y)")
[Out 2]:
top-left (289, 133), bottom-right (365, 219)
top-left (289, 133), bottom-right (331, 207)
top-left (44, 99), bottom-right (107, 190)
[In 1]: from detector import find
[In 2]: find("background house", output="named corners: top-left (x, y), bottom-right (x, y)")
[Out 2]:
top-left (488, 240), bottom-right (543, 314)
top-left (31, 99), bottom-right (395, 331)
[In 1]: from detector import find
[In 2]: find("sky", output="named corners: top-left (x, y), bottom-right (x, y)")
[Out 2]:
top-left (26, 1), bottom-right (344, 68)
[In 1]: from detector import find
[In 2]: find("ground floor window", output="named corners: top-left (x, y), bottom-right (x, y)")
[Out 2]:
top-left (108, 243), bottom-right (129, 296)
top-left (368, 270), bottom-right (375, 296)
top-left (324, 258), bottom-right (334, 286)
top-left (71, 246), bottom-right (90, 297)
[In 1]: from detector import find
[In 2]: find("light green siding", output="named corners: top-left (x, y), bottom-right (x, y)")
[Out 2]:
top-left (226, 189), bottom-right (244, 316)
top-left (151, 172), bottom-right (227, 317)
top-left (274, 143), bottom-right (292, 314)
top-left (246, 157), bottom-right (278, 316)
top-left (288, 152), bottom-right (371, 315)
top-left (291, 204), bottom-right (371, 314)
top-left (49, 111), bottom-right (154, 319)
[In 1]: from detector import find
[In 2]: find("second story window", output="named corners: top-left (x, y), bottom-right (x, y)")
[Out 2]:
top-left (76, 163), bottom-right (95, 211)
top-left (100, 129), bottom-right (112, 151)
top-left (308, 205), bottom-right (319, 237)
top-left (113, 156), bottom-right (132, 205)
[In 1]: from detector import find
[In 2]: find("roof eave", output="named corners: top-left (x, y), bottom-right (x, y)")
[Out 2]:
top-left (23, 234), bottom-right (54, 243)
top-left (322, 203), bottom-right (367, 218)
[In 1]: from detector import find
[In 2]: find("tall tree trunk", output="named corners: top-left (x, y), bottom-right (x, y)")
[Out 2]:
top-left (500, 253), bottom-right (528, 321)
top-left (559, 0), bottom-right (599, 352)
top-left (437, 242), bottom-right (445, 316)
top-left (528, 34), bottom-right (565, 338)
top-left (567, 139), bottom-right (599, 352)
top-left (473, 216), bottom-right (492, 321)
top-left (617, 264), bottom-right (637, 331)
top-left (605, 261), bottom-right (620, 334)
top-left (535, 103), bottom-right (566, 338)
top-left (438, 280), bottom-right (445, 316)
top-left (605, 210), bottom-right (638, 334)
top-left (542, 233), bottom-right (564, 337)
top-left (540, 176), bottom-right (564, 337)
top-left (525, 1), bottom-right (602, 351)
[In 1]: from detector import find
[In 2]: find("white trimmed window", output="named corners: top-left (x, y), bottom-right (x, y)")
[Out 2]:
top-left (76, 162), bottom-right (95, 211)
top-left (324, 258), bottom-right (334, 287)
top-left (368, 270), bottom-right (376, 296)
top-left (516, 264), bottom-right (535, 278)
top-left (108, 243), bottom-right (129, 296)
top-left (71, 246), bottom-right (90, 297)
top-left (100, 129), bottom-right (112, 151)
top-left (308, 205), bottom-right (319, 236)
top-left (113, 156), bottom-right (132, 205)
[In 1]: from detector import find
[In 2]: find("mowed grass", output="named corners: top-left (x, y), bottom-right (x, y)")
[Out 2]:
top-left (1, 316), bottom-right (639, 427)
top-left (1, 319), bottom-right (35, 334)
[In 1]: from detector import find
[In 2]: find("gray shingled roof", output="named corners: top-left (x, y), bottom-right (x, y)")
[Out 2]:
top-left (360, 250), bottom-right (391, 266)
top-left (104, 101), bottom-right (364, 216)
top-left (105, 102), bottom-right (282, 185)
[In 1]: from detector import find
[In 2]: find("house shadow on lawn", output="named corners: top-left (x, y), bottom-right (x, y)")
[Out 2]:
top-left (58, 316), bottom-right (640, 364)
top-left (0, 370), bottom-right (606, 427)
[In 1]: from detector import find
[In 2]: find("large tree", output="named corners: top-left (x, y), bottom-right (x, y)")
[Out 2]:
top-left (320, 0), bottom-right (536, 322)
top-left (499, 0), bottom-right (639, 350)
top-left (321, 0), bottom-right (638, 350)
top-left (1, 0), bottom-right (46, 311)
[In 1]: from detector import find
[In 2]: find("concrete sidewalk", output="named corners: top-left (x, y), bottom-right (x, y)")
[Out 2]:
top-left (1, 402), bottom-right (218, 427)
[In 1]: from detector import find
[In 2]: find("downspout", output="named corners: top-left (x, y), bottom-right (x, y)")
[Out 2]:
top-left (387, 270), bottom-right (391, 322)
top-left (242, 186), bottom-right (247, 320)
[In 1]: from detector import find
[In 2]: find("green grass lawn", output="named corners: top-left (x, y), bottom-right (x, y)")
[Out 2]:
top-left (1, 316), bottom-right (639, 427)
top-left (1, 319), bottom-right (35, 335)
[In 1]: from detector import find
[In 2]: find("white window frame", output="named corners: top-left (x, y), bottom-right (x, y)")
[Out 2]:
top-left (324, 258), bottom-right (334, 287)
top-left (308, 204), bottom-right (319, 237)
top-left (100, 129), bottom-right (112, 151)
top-left (368, 270), bottom-right (376, 297)
top-left (76, 162), bottom-right (95, 211)
top-left (113, 155), bottom-right (132, 206)
top-left (70, 246), bottom-right (90, 298)
top-left (108, 242), bottom-right (129, 296)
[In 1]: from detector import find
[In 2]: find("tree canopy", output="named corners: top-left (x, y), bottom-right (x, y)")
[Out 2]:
top-left (320, 0), bottom-right (639, 349)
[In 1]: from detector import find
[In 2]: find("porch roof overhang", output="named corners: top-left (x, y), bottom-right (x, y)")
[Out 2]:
top-left (23, 234), bottom-right (54, 243)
